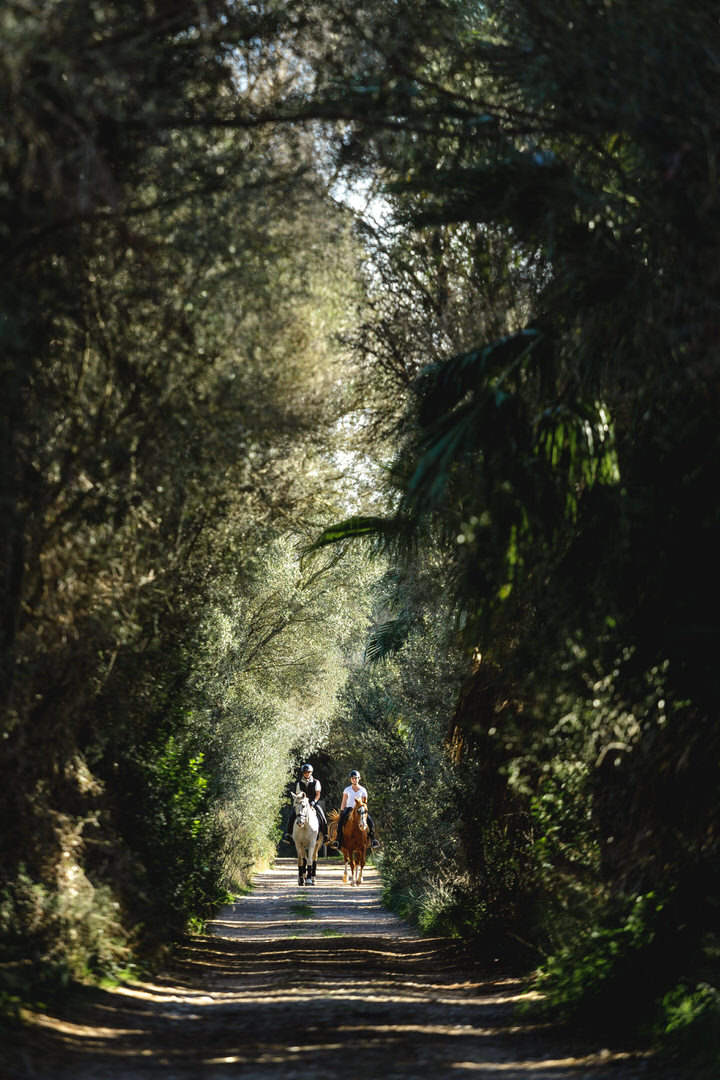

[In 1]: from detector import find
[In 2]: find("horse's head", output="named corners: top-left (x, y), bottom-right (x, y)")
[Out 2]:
top-left (353, 797), bottom-right (369, 831)
top-left (292, 791), bottom-right (310, 825)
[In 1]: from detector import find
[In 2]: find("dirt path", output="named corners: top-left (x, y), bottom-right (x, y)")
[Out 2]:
top-left (7, 857), bottom-right (663, 1079)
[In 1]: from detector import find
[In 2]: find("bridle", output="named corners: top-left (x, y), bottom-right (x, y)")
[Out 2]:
top-left (295, 795), bottom-right (313, 828)
top-left (354, 801), bottom-right (368, 831)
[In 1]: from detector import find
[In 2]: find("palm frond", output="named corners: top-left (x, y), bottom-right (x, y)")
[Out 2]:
top-left (306, 516), bottom-right (392, 551)
top-left (416, 328), bottom-right (541, 428)
top-left (306, 515), bottom-right (418, 562)
top-left (364, 616), bottom-right (412, 664)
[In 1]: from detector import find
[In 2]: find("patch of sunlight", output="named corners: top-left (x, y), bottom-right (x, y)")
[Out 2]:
top-left (26, 1013), bottom-right (142, 1039)
top-left (111, 984), bottom-right (204, 1002)
top-left (205, 1043), bottom-right (345, 1065)
top-left (341, 1023), bottom-right (519, 1037)
top-left (452, 1052), bottom-right (639, 1071)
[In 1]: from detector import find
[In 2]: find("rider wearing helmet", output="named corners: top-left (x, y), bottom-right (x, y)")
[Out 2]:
top-left (334, 769), bottom-right (380, 850)
top-left (284, 763), bottom-right (329, 844)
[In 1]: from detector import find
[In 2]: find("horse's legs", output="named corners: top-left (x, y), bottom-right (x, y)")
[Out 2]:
top-left (298, 856), bottom-right (307, 886)
top-left (342, 852), bottom-right (349, 884)
top-left (308, 838), bottom-right (320, 885)
top-left (310, 836), bottom-right (321, 884)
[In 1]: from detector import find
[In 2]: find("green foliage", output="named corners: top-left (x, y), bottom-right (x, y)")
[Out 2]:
top-left (0, 0), bottom-right (377, 1008)
top-left (655, 980), bottom-right (720, 1077)
top-left (0, 867), bottom-right (132, 998)
top-left (364, 617), bottom-right (412, 664)
top-left (528, 892), bottom-right (670, 1021)
top-left (121, 734), bottom-right (226, 932)
top-left (307, 1), bottom-right (720, 1062)
top-left (188, 536), bottom-right (379, 880)
top-left (5, 6), bottom-right (720, 1071)
top-left (310, 517), bottom-right (393, 548)
top-left (330, 557), bottom-right (480, 936)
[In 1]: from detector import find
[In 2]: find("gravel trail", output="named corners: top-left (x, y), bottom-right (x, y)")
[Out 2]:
top-left (6, 857), bottom-right (664, 1079)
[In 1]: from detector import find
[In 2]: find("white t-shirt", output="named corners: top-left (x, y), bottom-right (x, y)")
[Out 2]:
top-left (343, 784), bottom-right (368, 808)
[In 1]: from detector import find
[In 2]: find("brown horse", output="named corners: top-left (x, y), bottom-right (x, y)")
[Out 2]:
top-left (329, 797), bottom-right (370, 885)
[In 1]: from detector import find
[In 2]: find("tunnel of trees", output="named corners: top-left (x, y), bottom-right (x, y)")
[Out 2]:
top-left (2, 0), bottom-right (719, 1071)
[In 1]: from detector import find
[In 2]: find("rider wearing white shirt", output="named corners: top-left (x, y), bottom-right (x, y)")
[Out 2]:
top-left (335, 769), bottom-right (379, 849)
top-left (342, 780), bottom-right (368, 808)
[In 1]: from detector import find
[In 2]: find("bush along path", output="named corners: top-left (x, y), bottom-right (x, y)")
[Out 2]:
top-left (7, 858), bottom-right (673, 1079)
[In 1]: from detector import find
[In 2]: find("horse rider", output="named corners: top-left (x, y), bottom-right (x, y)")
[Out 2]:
top-left (284, 763), bottom-right (329, 844)
top-left (334, 769), bottom-right (380, 850)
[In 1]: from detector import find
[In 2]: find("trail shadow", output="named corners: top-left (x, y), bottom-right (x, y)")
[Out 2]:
top-left (6, 861), bottom-right (657, 1080)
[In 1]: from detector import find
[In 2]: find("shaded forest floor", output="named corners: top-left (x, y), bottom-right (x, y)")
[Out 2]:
top-left (6, 859), bottom-right (673, 1078)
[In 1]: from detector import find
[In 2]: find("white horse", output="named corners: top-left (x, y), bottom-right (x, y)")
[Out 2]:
top-left (291, 791), bottom-right (322, 886)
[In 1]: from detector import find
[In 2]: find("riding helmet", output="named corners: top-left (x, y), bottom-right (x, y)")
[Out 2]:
top-left (349, 769), bottom-right (360, 779)
top-left (301, 763), bottom-right (313, 773)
